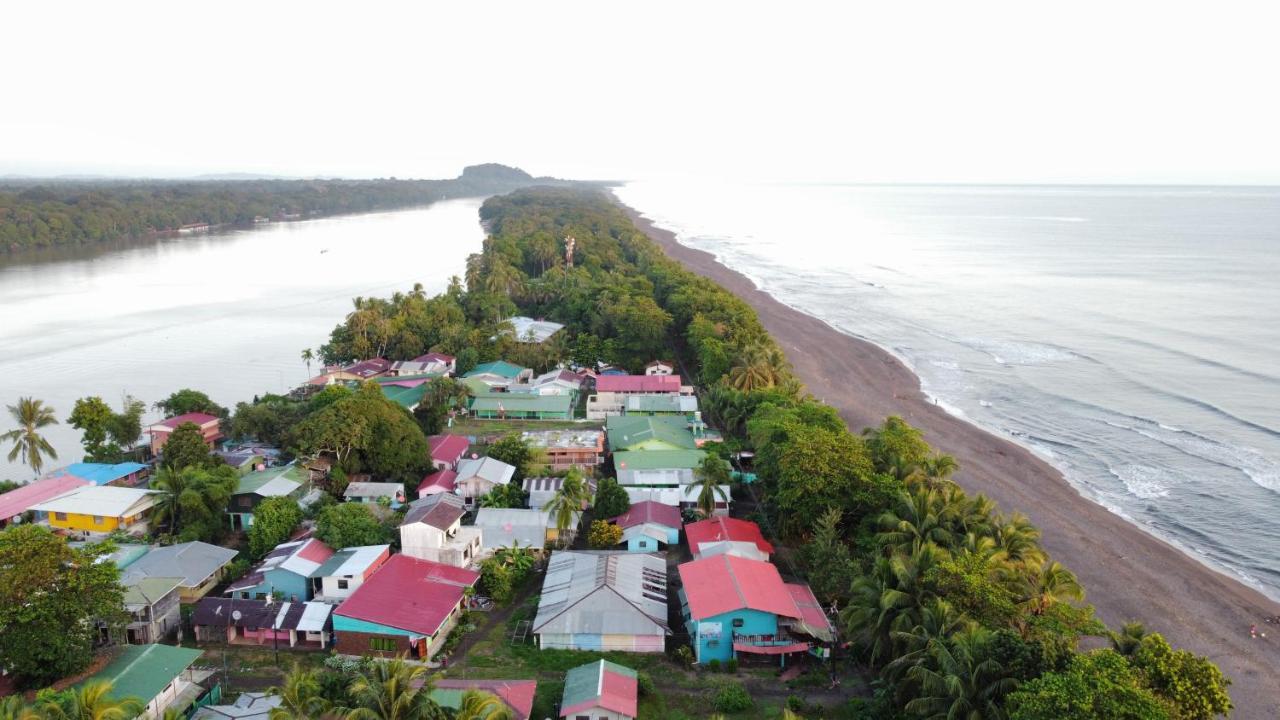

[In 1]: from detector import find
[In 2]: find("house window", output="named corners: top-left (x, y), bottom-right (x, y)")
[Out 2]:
top-left (639, 540), bottom-right (649, 548)
top-left (732, 618), bottom-right (745, 628)
top-left (370, 637), bottom-right (397, 652)
top-left (238, 496), bottom-right (252, 508)
top-left (94, 516), bottom-right (105, 525)
top-left (337, 579), bottom-right (349, 590)
top-left (54, 512), bottom-right (67, 521)
top-left (708, 639), bottom-right (720, 648)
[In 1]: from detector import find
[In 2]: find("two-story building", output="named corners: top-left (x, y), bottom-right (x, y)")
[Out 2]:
top-left (310, 544), bottom-right (392, 603)
top-left (148, 413), bottom-right (223, 456)
top-left (122, 577), bottom-right (182, 644)
top-left (522, 430), bottom-right (604, 474)
top-left (121, 541), bottom-right (238, 603)
top-left (227, 464), bottom-right (307, 531)
top-left (454, 456), bottom-right (517, 508)
top-left (399, 493), bottom-right (481, 567)
top-left (587, 374), bottom-right (684, 419)
top-left (226, 538), bottom-right (334, 602)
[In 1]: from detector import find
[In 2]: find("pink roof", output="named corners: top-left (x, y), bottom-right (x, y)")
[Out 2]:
top-left (335, 554), bottom-right (479, 636)
top-left (380, 376), bottom-right (431, 389)
top-left (435, 680), bottom-right (536, 720)
top-left (785, 582), bottom-right (836, 639)
top-left (297, 538), bottom-right (335, 565)
top-left (152, 412), bottom-right (219, 430)
top-left (413, 352), bottom-right (455, 364)
top-left (344, 358), bottom-right (391, 378)
top-left (684, 517), bottom-right (775, 555)
top-left (417, 469), bottom-right (457, 496)
top-left (595, 374), bottom-right (682, 393)
top-left (428, 434), bottom-right (469, 465)
top-left (611, 500), bottom-right (681, 530)
top-left (561, 663), bottom-right (638, 719)
top-left (678, 554), bottom-right (801, 621)
top-left (0, 476), bottom-right (90, 521)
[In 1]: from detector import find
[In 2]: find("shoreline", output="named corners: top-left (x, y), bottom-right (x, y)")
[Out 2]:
top-left (615, 196), bottom-right (1280, 716)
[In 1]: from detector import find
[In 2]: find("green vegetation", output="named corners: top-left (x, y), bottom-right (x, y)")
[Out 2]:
top-left (159, 421), bottom-right (218, 472)
top-left (151, 464), bottom-right (239, 543)
top-left (587, 519), bottom-right (622, 548)
top-left (483, 434), bottom-right (531, 483)
top-left (2, 396), bottom-right (59, 477)
top-left (154, 388), bottom-right (228, 419)
top-left (0, 526), bottom-right (126, 687)
top-left (315, 502), bottom-right (394, 549)
top-left (0, 164), bottom-right (550, 254)
top-left (591, 476), bottom-right (630, 519)
top-left (248, 496), bottom-right (304, 558)
top-left (66, 395), bottom-right (145, 463)
top-left (291, 383), bottom-right (430, 485)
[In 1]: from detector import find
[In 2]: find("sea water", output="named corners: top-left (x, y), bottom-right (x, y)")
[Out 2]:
top-left (616, 181), bottom-right (1280, 600)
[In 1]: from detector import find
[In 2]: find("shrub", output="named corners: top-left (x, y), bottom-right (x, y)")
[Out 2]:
top-left (707, 659), bottom-right (721, 672)
top-left (587, 519), bottom-right (623, 548)
top-left (672, 645), bottom-right (695, 668)
top-left (713, 681), bottom-right (754, 713)
top-left (636, 671), bottom-right (656, 696)
top-left (725, 658), bottom-right (739, 673)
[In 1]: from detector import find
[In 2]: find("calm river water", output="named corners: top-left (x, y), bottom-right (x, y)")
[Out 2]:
top-left (0, 199), bottom-right (486, 480)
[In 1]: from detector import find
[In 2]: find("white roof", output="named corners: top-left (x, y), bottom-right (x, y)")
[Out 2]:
top-left (192, 692), bottom-right (282, 720)
top-left (30, 485), bottom-right (157, 517)
top-left (316, 544), bottom-right (389, 578)
top-left (257, 475), bottom-right (302, 498)
top-left (623, 485), bottom-right (730, 506)
top-left (343, 482), bottom-right (403, 500)
top-left (503, 316), bottom-right (565, 343)
top-left (295, 601), bottom-right (333, 632)
top-left (474, 507), bottom-right (556, 550)
top-left (456, 457), bottom-right (516, 486)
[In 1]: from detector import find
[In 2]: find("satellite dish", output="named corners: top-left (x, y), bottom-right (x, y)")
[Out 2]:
top-left (231, 610), bottom-right (242, 621)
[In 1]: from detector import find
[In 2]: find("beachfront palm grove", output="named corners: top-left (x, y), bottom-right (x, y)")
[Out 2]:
top-left (0, 186), bottom-right (1233, 719)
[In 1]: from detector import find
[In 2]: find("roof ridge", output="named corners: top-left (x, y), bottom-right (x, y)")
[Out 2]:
top-left (723, 554), bottom-right (748, 610)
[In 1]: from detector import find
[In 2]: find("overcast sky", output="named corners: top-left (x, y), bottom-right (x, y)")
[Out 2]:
top-left (4, 1), bottom-right (1278, 184)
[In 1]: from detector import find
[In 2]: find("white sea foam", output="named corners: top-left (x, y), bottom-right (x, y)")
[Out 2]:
top-left (1128, 424), bottom-right (1280, 493)
top-left (1109, 464), bottom-right (1173, 499)
top-left (963, 338), bottom-right (1078, 366)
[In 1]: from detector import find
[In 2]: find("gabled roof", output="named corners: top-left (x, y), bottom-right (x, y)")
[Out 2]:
top-left (613, 449), bottom-right (706, 472)
top-left (413, 352), bottom-right (455, 364)
top-left (465, 360), bottom-right (527, 379)
top-left (312, 544), bottom-right (391, 579)
top-left (456, 457), bottom-right (516, 486)
top-left (401, 493), bottom-right (465, 530)
top-left (502, 316), bottom-right (565, 343)
top-left (192, 598), bottom-right (333, 633)
top-left (334, 554), bottom-right (478, 636)
top-left (428, 434), bottom-right (470, 464)
top-left (227, 538), bottom-right (334, 591)
top-left (0, 475), bottom-right (90, 521)
top-left (474, 508), bottom-right (556, 549)
top-left (533, 551), bottom-right (668, 636)
top-left (150, 412), bottom-right (220, 431)
top-left (379, 383), bottom-right (426, 409)
top-left (625, 394), bottom-right (699, 414)
top-left (561, 660), bottom-right (638, 719)
top-left (417, 469), bottom-right (458, 496)
top-left (122, 577), bottom-right (183, 607)
top-left (433, 679), bottom-right (537, 720)
top-left (532, 368), bottom-right (585, 388)
top-left (606, 416), bottom-right (697, 451)
top-left (234, 464), bottom-right (306, 498)
top-left (785, 582), bottom-right (836, 642)
top-left (79, 644), bottom-right (202, 704)
top-left (685, 517), bottom-right (774, 555)
top-left (678, 554), bottom-right (801, 621)
top-left (343, 358), bottom-right (391, 378)
top-left (57, 462), bottom-right (147, 485)
top-left (343, 482), bottom-right (404, 501)
top-left (595, 374), bottom-right (682, 393)
top-left (30, 485), bottom-right (157, 518)
top-left (611, 501), bottom-right (682, 531)
top-left (121, 541), bottom-right (238, 589)
top-left (470, 394), bottom-right (573, 414)
top-left (191, 692), bottom-right (282, 719)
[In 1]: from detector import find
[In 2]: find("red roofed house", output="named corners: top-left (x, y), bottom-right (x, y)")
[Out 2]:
top-left (414, 352), bottom-right (457, 374)
top-left (148, 413), bottom-right (223, 456)
top-left (333, 554), bottom-right (479, 660)
top-left (684, 516), bottom-right (774, 561)
top-left (428, 434), bottom-right (470, 471)
top-left (308, 358), bottom-right (393, 386)
top-left (431, 679), bottom-right (536, 720)
top-left (226, 537), bottom-right (334, 602)
top-left (610, 501), bottom-right (681, 553)
top-left (587, 374), bottom-right (685, 419)
top-left (678, 553), bottom-right (824, 666)
top-left (0, 475), bottom-right (90, 527)
top-left (417, 469), bottom-right (457, 499)
top-left (559, 660), bottom-right (638, 720)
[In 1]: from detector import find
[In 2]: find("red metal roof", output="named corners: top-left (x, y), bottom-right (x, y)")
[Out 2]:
top-left (413, 352), bottom-right (455, 364)
top-left (611, 500), bottom-right (681, 530)
top-left (152, 412), bottom-right (220, 430)
top-left (297, 538), bottom-right (335, 565)
top-left (435, 679), bottom-right (536, 720)
top-left (599, 666), bottom-right (638, 718)
top-left (0, 476), bottom-right (90, 522)
top-left (416, 469), bottom-right (457, 496)
top-left (684, 517), bottom-right (775, 555)
top-left (344, 358), bottom-right (391, 378)
top-left (428, 434), bottom-right (469, 465)
top-left (678, 554), bottom-right (801, 621)
top-left (595, 374), bottom-right (682, 393)
top-left (335, 554), bottom-right (478, 636)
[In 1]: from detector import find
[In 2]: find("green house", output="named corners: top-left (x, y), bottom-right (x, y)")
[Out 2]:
top-left (78, 644), bottom-right (204, 718)
top-left (606, 415), bottom-right (697, 452)
top-left (470, 393), bottom-right (573, 420)
top-left (464, 361), bottom-right (529, 380)
top-left (379, 383), bottom-right (427, 411)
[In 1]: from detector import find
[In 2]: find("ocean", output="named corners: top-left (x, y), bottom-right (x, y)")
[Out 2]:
top-left (615, 181), bottom-right (1280, 600)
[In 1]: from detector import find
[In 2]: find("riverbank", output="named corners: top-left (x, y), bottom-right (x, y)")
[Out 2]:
top-left (616, 197), bottom-right (1280, 717)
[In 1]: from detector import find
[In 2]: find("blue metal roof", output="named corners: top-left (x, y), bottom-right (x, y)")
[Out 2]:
top-left (65, 462), bottom-right (147, 485)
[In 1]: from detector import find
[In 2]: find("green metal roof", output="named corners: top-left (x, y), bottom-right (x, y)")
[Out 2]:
top-left (470, 394), bottom-right (572, 413)
top-left (380, 383), bottom-right (426, 409)
top-left (465, 360), bottom-right (527, 379)
top-left (606, 415), bottom-right (697, 450)
top-left (562, 660), bottom-right (638, 709)
top-left (612, 449), bottom-right (707, 470)
top-left (235, 464), bottom-right (307, 495)
top-left (122, 577), bottom-right (183, 606)
top-left (80, 643), bottom-right (203, 704)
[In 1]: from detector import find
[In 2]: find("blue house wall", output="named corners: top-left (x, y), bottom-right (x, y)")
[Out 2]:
top-left (686, 607), bottom-right (779, 664)
top-left (623, 525), bottom-right (680, 553)
top-left (233, 568), bottom-right (312, 602)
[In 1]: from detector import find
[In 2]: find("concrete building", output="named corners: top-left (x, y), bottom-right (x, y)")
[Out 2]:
top-left (399, 493), bottom-right (481, 567)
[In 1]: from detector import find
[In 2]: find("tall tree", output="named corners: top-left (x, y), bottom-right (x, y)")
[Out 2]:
top-left (484, 434), bottom-right (531, 484)
top-left (801, 507), bottom-right (855, 605)
top-left (0, 526), bottom-right (126, 687)
top-left (248, 496), bottom-right (303, 559)
top-left (268, 666), bottom-right (331, 720)
top-left (543, 468), bottom-right (589, 546)
top-left (342, 658), bottom-right (446, 720)
top-left (315, 503), bottom-right (391, 549)
top-left (686, 455), bottom-right (730, 517)
top-left (301, 348), bottom-right (315, 379)
top-left (2, 397), bottom-right (59, 477)
top-left (591, 476), bottom-right (630, 519)
top-left (455, 690), bottom-right (513, 720)
top-left (67, 396), bottom-right (116, 461)
top-left (154, 388), bottom-right (227, 419)
top-left (159, 421), bottom-right (215, 472)
top-left (151, 465), bottom-right (238, 543)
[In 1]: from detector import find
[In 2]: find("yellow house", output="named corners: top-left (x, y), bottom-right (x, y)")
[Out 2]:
top-left (31, 486), bottom-right (159, 535)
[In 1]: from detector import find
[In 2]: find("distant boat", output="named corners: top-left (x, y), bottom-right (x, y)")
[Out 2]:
top-left (320, 249), bottom-right (329, 254)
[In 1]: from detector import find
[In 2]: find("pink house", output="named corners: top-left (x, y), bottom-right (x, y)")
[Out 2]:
top-left (0, 475), bottom-right (90, 526)
top-left (148, 413), bottom-right (223, 456)
top-left (427, 434), bottom-right (470, 471)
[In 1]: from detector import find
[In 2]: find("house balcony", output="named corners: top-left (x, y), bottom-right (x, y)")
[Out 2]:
top-left (731, 631), bottom-right (812, 657)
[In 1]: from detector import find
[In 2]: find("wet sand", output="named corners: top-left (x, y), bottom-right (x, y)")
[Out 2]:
top-left (617, 197), bottom-right (1280, 717)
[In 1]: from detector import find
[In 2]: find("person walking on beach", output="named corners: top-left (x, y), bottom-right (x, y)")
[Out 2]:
top-left (1250, 623), bottom-right (1257, 639)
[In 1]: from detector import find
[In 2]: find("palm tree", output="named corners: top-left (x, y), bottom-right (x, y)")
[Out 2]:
top-left (901, 629), bottom-right (1016, 720)
top-left (726, 343), bottom-right (788, 392)
top-left (40, 681), bottom-right (142, 720)
top-left (2, 397), bottom-right (59, 477)
top-left (1108, 621), bottom-right (1149, 657)
top-left (543, 469), bottom-right (589, 546)
top-left (911, 453), bottom-right (959, 491)
top-left (840, 545), bottom-right (944, 666)
top-left (342, 657), bottom-right (445, 720)
top-left (454, 690), bottom-right (512, 720)
top-left (884, 598), bottom-right (975, 685)
top-left (686, 455), bottom-right (730, 517)
top-left (0, 696), bottom-right (46, 720)
top-left (269, 665), bottom-right (331, 719)
top-left (495, 540), bottom-right (536, 574)
top-left (1020, 559), bottom-right (1085, 615)
top-left (988, 513), bottom-right (1045, 568)
top-left (150, 467), bottom-right (192, 536)
top-left (301, 348), bottom-right (315, 377)
top-left (875, 488), bottom-right (958, 556)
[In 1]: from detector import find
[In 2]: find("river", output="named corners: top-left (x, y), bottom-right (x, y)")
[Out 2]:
top-left (0, 199), bottom-right (486, 480)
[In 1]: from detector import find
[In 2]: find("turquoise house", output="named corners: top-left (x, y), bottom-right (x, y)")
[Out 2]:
top-left (226, 538), bottom-right (334, 602)
top-left (610, 501), bottom-right (682, 553)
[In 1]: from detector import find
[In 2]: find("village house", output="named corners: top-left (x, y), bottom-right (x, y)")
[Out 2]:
top-left (31, 485), bottom-right (158, 537)
top-left (606, 415), bottom-right (698, 453)
top-left (432, 680), bottom-right (537, 720)
top-left (623, 394), bottom-right (699, 419)
top-left (227, 464), bottom-right (307, 531)
top-left (305, 358), bottom-right (393, 387)
top-left (399, 493), bottom-right (481, 567)
top-left (227, 537), bottom-right (334, 602)
top-left (463, 360), bottom-right (533, 389)
top-left (587, 374), bottom-right (684, 420)
top-left (343, 481), bottom-right (405, 508)
top-left (522, 475), bottom-right (597, 512)
top-left (685, 516), bottom-right (774, 561)
top-left (501, 316), bottom-right (565, 344)
top-left (122, 577), bottom-right (182, 645)
top-left (644, 360), bottom-right (675, 376)
top-left (148, 412), bottom-right (223, 456)
top-left (192, 597), bottom-right (334, 649)
top-left (427, 434), bottom-right (470, 470)
top-left (559, 660), bottom-right (639, 720)
top-left (474, 507), bottom-right (565, 554)
top-left (454, 456), bottom-right (517, 508)
top-left (214, 449), bottom-right (264, 475)
top-left (376, 381), bottom-right (428, 411)
top-left (417, 468), bottom-right (457, 498)
top-left (532, 551), bottom-right (669, 653)
top-left (527, 368), bottom-right (586, 397)
top-left (332, 554), bottom-right (479, 661)
top-left (77, 644), bottom-right (205, 719)
top-left (388, 357), bottom-right (451, 377)
top-left (120, 541), bottom-right (239, 603)
top-left (413, 351), bottom-right (457, 374)
top-left (310, 544), bottom-right (392, 603)
top-left (47, 461), bottom-right (149, 487)
top-left (191, 693), bottom-right (282, 720)
top-left (469, 392), bottom-right (574, 421)
top-left (622, 486), bottom-right (731, 516)
top-left (612, 449), bottom-right (706, 488)
top-left (0, 473), bottom-right (89, 527)
top-left (522, 429), bottom-right (604, 473)
top-left (609, 501), bottom-right (682, 552)
top-left (677, 553), bottom-right (835, 666)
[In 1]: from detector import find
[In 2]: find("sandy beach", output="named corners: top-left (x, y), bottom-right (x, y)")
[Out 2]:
top-left (617, 198), bottom-right (1280, 717)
